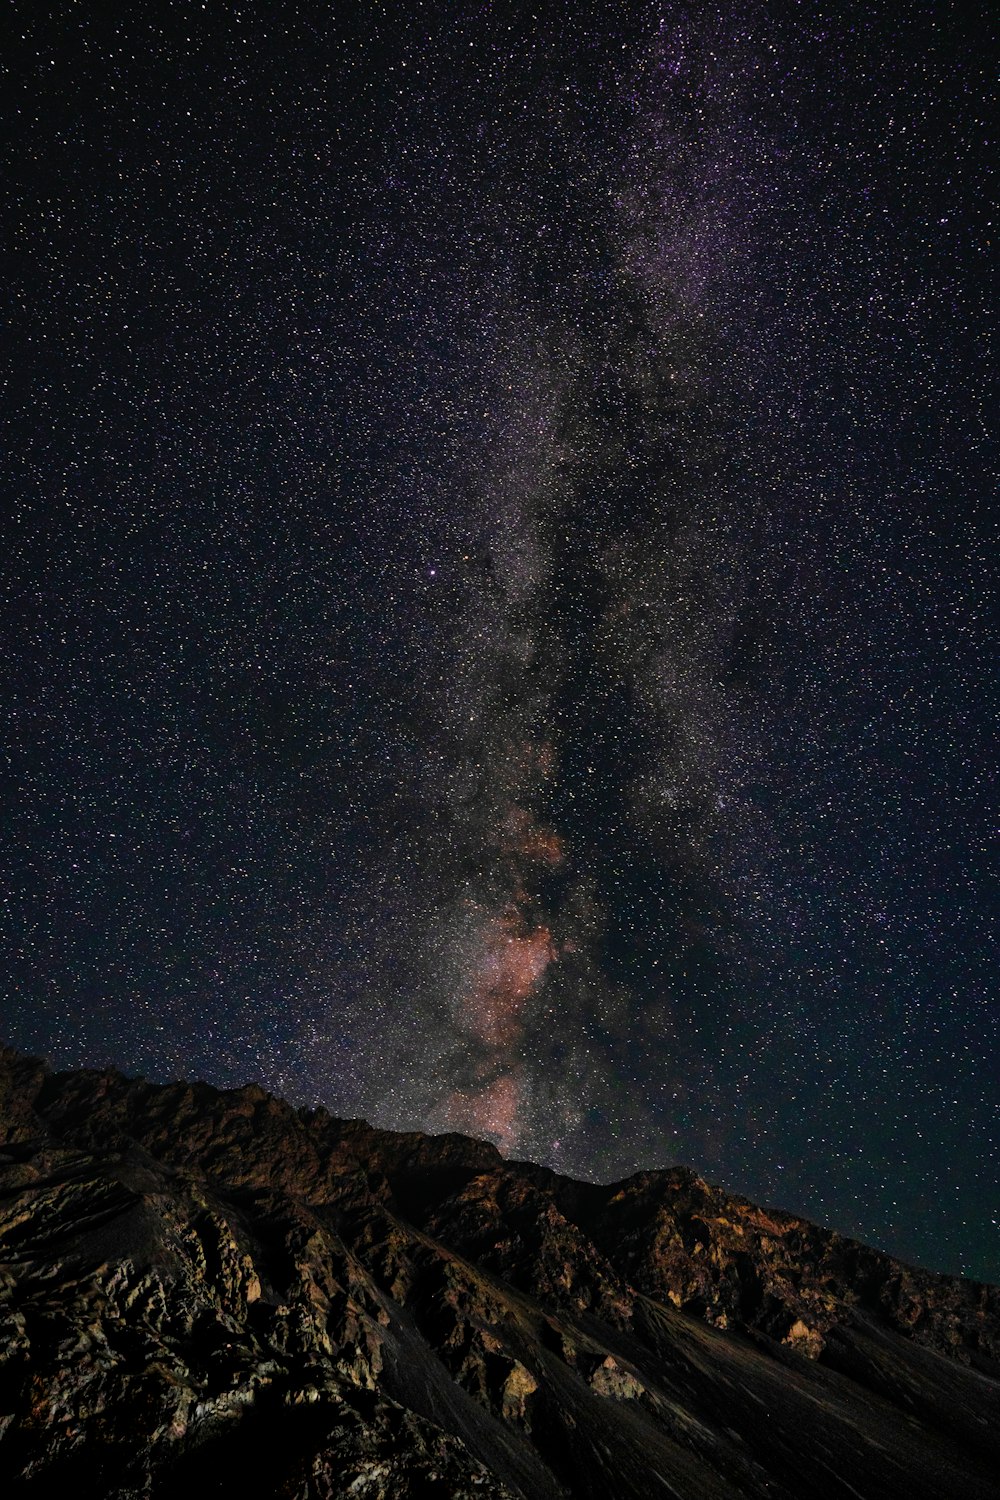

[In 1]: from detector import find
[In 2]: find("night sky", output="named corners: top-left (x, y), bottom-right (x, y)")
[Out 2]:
top-left (2, 3), bottom-right (996, 1282)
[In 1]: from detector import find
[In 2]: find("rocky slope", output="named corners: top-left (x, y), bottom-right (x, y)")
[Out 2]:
top-left (0, 1046), bottom-right (997, 1498)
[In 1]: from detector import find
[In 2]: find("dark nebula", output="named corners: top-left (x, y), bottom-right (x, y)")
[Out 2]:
top-left (1, 4), bottom-right (996, 1280)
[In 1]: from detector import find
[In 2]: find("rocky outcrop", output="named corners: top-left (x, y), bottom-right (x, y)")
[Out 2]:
top-left (0, 1047), bottom-right (997, 1498)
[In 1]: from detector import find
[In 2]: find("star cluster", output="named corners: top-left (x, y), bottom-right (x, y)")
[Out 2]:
top-left (1, 3), bottom-right (996, 1280)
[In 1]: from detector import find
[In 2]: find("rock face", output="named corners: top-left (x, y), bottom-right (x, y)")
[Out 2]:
top-left (0, 1048), bottom-right (997, 1499)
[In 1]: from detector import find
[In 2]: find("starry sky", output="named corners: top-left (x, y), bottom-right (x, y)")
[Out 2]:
top-left (1, 2), bottom-right (996, 1281)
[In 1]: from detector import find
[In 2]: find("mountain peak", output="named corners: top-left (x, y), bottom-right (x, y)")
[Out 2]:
top-left (0, 1048), bottom-right (997, 1498)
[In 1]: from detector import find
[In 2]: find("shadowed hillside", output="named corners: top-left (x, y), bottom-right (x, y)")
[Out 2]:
top-left (0, 1047), bottom-right (997, 1498)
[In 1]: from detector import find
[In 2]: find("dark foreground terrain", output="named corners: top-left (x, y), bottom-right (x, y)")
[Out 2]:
top-left (0, 1047), bottom-right (997, 1498)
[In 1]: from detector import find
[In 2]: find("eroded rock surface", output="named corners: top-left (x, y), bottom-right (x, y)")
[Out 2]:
top-left (0, 1047), bottom-right (997, 1498)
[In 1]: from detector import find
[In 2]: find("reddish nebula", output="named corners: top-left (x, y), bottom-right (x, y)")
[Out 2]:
top-left (448, 739), bottom-right (565, 1154)
top-left (514, 738), bottom-right (557, 780)
top-left (448, 896), bottom-right (559, 1154)
top-left (502, 805), bottom-right (565, 868)
top-left (440, 1072), bottom-right (521, 1155)
top-left (465, 910), bottom-right (556, 1047)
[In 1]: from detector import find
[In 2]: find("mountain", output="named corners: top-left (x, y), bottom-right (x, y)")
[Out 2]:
top-left (0, 1047), bottom-right (997, 1498)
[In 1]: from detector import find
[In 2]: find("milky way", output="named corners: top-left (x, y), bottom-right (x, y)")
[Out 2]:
top-left (1, 4), bottom-right (996, 1280)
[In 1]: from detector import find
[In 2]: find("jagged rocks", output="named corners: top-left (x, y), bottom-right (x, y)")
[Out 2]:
top-left (587, 1355), bottom-right (644, 1401)
top-left (0, 1047), bottom-right (998, 1499)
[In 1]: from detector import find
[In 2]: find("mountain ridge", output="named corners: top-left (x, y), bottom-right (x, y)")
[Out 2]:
top-left (1, 1045), bottom-right (997, 1498)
